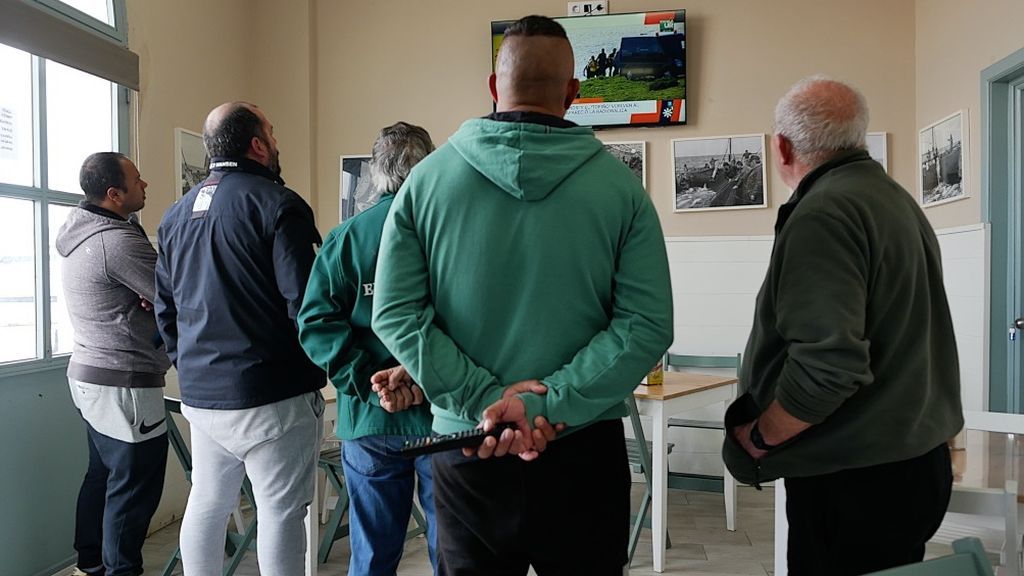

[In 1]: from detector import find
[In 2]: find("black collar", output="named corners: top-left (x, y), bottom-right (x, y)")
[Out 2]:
top-left (775, 149), bottom-right (872, 235)
top-left (79, 200), bottom-right (126, 221)
top-left (208, 156), bottom-right (285, 186)
top-left (485, 111), bottom-right (577, 129)
top-left (79, 200), bottom-right (148, 235)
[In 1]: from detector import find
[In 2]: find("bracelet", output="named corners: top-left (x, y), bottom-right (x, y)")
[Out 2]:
top-left (749, 421), bottom-right (777, 451)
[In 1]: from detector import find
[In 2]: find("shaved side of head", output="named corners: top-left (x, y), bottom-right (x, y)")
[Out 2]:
top-left (493, 15), bottom-right (578, 116)
top-left (495, 36), bottom-right (575, 112)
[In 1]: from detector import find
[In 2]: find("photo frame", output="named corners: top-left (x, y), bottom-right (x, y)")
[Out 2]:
top-left (866, 132), bottom-right (888, 173)
top-left (603, 141), bottom-right (646, 189)
top-left (919, 110), bottom-right (968, 207)
top-left (174, 127), bottom-right (210, 198)
top-left (339, 155), bottom-right (376, 223)
top-left (671, 134), bottom-right (768, 212)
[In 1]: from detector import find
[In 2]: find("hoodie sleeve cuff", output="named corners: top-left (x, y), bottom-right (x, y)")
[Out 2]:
top-left (518, 392), bottom-right (548, 428)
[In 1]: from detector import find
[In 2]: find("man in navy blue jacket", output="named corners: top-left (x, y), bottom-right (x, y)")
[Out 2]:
top-left (155, 101), bottom-right (325, 574)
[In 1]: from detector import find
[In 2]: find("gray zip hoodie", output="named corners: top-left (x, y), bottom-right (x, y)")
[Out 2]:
top-left (56, 203), bottom-right (170, 387)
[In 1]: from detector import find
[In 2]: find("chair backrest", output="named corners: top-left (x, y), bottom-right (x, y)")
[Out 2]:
top-left (665, 353), bottom-right (740, 374)
top-left (164, 396), bottom-right (192, 480)
top-left (624, 395), bottom-right (654, 482)
top-left (865, 538), bottom-right (993, 575)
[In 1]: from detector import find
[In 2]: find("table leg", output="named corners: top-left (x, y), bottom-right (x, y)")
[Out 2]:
top-left (724, 392), bottom-right (737, 532)
top-left (652, 402), bottom-right (667, 573)
top-left (775, 479), bottom-right (788, 576)
top-left (305, 468), bottom-right (319, 575)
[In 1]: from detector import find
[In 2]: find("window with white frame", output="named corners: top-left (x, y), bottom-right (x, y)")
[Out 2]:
top-left (0, 0), bottom-right (130, 367)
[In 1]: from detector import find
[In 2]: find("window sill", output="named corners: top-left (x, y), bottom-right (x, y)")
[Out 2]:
top-left (0, 355), bottom-right (70, 379)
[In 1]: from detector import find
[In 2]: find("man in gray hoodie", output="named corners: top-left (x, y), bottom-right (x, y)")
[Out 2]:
top-left (56, 152), bottom-right (171, 576)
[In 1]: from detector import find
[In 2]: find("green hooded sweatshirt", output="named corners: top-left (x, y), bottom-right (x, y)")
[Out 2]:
top-left (372, 117), bottom-right (674, 435)
top-left (298, 194), bottom-right (432, 440)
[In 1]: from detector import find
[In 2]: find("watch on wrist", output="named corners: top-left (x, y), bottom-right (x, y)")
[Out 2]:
top-left (749, 421), bottom-right (777, 451)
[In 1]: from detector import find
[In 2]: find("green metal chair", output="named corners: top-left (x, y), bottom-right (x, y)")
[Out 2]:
top-left (316, 446), bottom-right (349, 563)
top-left (865, 537), bottom-right (993, 575)
top-left (625, 395), bottom-right (673, 565)
top-left (664, 353), bottom-right (740, 531)
top-left (161, 397), bottom-right (257, 576)
top-left (316, 444), bottom-right (429, 563)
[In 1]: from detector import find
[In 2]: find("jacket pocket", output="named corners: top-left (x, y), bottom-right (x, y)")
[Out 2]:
top-left (118, 386), bottom-right (139, 428)
top-left (721, 393), bottom-right (762, 486)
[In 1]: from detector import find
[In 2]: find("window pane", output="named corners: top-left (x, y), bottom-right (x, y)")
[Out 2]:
top-left (49, 204), bottom-right (75, 355)
top-left (54, 0), bottom-right (113, 26)
top-left (0, 198), bottom-right (37, 362)
top-left (46, 60), bottom-right (114, 193)
top-left (0, 44), bottom-right (35, 187)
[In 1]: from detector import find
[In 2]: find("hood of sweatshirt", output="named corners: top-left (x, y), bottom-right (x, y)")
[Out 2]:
top-left (56, 204), bottom-right (138, 257)
top-left (448, 118), bottom-right (604, 202)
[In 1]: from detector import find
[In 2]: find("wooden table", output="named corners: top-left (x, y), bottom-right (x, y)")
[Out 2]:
top-left (633, 371), bottom-right (738, 573)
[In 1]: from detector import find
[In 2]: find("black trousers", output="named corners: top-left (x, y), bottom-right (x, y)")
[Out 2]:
top-left (785, 443), bottom-right (953, 576)
top-left (431, 418), bottom-right (630, 576)
top-left (75, 422), bottom-right (168, 576)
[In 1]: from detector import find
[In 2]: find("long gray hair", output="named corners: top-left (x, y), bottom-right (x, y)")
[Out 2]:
top-left (370, 122), bottom-right (435, 194)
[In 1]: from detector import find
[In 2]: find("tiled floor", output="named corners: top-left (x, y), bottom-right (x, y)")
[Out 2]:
top-left (141, 483), bottom-right (777, 575)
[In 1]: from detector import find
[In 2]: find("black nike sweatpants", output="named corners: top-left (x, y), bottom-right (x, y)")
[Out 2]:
top-left (75, 422), bottom-right (167, 576)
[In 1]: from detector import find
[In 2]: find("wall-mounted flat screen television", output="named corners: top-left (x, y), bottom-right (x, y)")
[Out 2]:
top-left (490, 10), bottom-right (686, 128)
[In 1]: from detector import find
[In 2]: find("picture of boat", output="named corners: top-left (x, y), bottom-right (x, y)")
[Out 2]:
top-left (673, 134), bottom-right (767, 212)
top-left (919, 111), bottom-right (965, 206)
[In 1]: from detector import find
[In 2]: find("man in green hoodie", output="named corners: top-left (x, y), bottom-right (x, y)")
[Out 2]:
top-left (372, 15), bottom-right (673, 575)
top-left (722, 77), bottom-right (962, 575)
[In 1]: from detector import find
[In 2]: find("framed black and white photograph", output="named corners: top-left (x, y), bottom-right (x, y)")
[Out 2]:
top-left (919, 110), bottom-right (968, 207)
top-left (603, 141), bottom-right (646, 188)
top-left (174, 127), bottom-right (209, 198)
top-left (672, 134), bottom-right (767, 212)
top-left (866, 132), bottom-right (888, 173)
top-left (339, 155), bottom-right (377, 223)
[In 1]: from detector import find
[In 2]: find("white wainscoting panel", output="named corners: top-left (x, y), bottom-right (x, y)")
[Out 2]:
top-left (935, 223), bottom-right (988, 412)
top-left (637, 226), bottom-right (989, 477)
top-left (652, 236), bottom-right (774, 476)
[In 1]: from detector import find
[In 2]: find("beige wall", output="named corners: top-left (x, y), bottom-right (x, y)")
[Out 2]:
top-left (915, 0), bottom-right (1024, 229)
top-left (130, 0), bottom-right (318, 228)
top-left (128, 0), bottom-right (255, 229)
top-left (131, 0), bottom-right (1021, 239)
top-left (313, 0), bottom-right (918, 236)
top-left (252, 0), bottom-right (317, 203)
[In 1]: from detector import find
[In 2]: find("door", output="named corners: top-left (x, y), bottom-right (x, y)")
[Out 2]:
top-left (983, 49), bottom-right (1024, 413)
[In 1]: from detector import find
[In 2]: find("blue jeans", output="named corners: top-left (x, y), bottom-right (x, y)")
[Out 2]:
top-left (342, 434), bottom-right (437, 576)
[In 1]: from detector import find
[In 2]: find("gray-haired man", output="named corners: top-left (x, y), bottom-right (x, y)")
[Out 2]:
top-left (723, 77), bottom-right (962, 575)
top-left (298, 122), bottom-right (440, 575)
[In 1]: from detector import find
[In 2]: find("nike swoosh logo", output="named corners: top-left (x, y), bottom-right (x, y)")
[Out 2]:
top-left (139, 418), bottom-right (166, 435)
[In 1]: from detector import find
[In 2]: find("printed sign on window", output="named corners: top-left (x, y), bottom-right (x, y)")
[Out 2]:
top-left (0, 107), bottom-right (15, 159)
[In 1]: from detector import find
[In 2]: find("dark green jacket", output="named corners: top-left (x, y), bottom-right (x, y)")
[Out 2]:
top-left (298, 194), bottom-right (432, 440)
top-left (723, 150), bottom-right (963, 485)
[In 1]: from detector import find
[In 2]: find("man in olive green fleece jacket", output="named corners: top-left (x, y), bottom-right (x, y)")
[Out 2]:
top-left (723, 77), bottom-right (962, 575)
top-left (371, 16), bottom-right (673, 575)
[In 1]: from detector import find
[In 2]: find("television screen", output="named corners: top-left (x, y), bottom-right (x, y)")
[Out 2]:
top-left (490, 10), bottom-right (686, 128)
